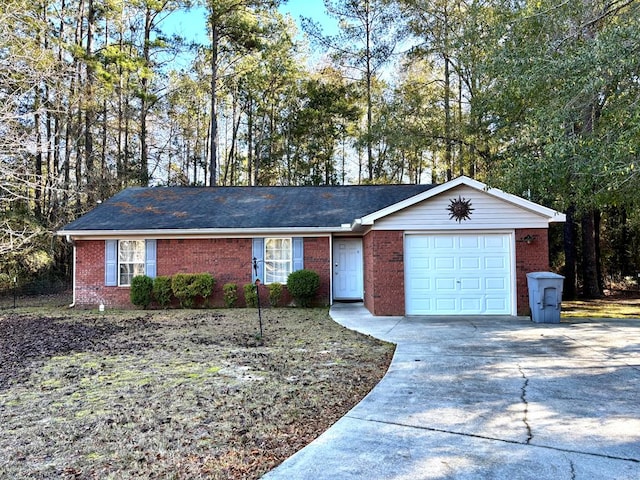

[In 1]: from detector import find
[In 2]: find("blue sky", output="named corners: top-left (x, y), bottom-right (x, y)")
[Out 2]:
top-left (166, 1), bottom-right (337, 46)
top-left (280, 0), bottom-right (337, 35)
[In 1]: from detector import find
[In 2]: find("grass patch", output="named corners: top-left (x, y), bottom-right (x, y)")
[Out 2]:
top-left (0, 308), bottom-right (394, 479)
top-left (562, 296), bottom-right (640, 318)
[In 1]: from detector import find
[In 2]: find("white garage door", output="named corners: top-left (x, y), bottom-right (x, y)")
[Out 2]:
top-left (405, 233), bottom-right (512, 315)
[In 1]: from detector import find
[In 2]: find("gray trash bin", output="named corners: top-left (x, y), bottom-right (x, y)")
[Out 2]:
top-left (526, 272), bottom-right (565, 323)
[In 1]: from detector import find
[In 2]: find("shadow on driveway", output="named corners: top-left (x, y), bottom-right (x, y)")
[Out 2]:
top-left (264, 305), bottom-right (640, 480)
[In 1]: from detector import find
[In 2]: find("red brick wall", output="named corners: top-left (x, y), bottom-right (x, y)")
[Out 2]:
top-left (74, 236), bottom-right (331, 308)
top-left (76, 229), bottom-right (546, 315)
top-left (363, 230), bottom-right (405, 316)
top-left (75, 240), bottom-right (130, 307)
top-left (157, 238), bottom-right (252, 307)
top-left (303, 237), bottom-right (331, 306)
top-left (515, 228), bottom-right (550, 315)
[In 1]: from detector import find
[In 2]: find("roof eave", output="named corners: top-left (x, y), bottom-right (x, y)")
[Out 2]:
top-left (57, 225), bottom-right (353, 240)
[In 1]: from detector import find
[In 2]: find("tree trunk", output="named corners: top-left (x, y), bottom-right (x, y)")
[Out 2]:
top-left (209, 23), bottom-right (219, 186)
top-left (139, 7), bottom-right (153, 187)
top-left (365, 0), bottom-right (373, 181)
top-left (581, 209), bottom-right (602, 298)
top-left (594, 209), bottom-right (604, 291)
top-left (84, 0), bottom-right (95, 205)
top-left (247, 97), bottom-right (253, 185)
top-left (563, 205), bottom-right (578, 300)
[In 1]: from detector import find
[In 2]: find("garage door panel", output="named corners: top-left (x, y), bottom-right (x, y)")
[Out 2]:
top-left (485, 256), bottom-right (507, 268)
top-left (459, 236), bottom-right (480, 249)
top-left (486, 298), bottom-right (508, 311)
top-left (460, 257), bottom-right (480, 269)
top-left (461, 298), bottom-right (482, 311)
top-left (435, 277), bottom-right (457, 291)
top-left (435, 298), bottom-right (457, 310)
top-left (485, 277), bottom-right (507, 291)
top-left (435, 257), bottom-right (455, 269)
top-left (434, 236), bottom-right (455, 249)
top-left (460, 278), bottom-right (481, 290)
top-left (484, 235), bottom-right (508, 248)
top-left (411, 280), bottom-right (431, 292)
top-left (405, 233), bottom-right (512, 315)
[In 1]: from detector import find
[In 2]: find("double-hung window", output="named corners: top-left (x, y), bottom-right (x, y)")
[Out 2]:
top-left (264, 238), bottom-right (292, 284)
top-left (252, 237), bottom-right (303, 284)
top-left (105, 239), bottom-right (156, 287)
top-left (118, 240), bottom-right (146, 286)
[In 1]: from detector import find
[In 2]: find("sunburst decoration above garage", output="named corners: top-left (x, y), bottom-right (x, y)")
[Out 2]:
top-left (447, 195), bottom-right (474, 222)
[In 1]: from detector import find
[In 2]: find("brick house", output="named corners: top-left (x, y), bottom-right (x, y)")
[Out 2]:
top-left (57, 176), bottom-right (565, 316)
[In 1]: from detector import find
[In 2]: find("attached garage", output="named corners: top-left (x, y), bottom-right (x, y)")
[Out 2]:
top-left (405, 233), bottom-right (512, 315)
top-left (359, 177), bottom-right (566, 316)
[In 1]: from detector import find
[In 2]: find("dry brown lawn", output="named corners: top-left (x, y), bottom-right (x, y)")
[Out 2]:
top-left (0, 308), bottom-right (394, 479)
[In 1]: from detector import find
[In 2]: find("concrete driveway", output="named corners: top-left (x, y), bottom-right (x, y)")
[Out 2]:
top-left (263, 303), bottom-right (640, 480)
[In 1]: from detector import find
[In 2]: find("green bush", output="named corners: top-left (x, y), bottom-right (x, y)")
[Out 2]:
top-left (268, 282), bottom-right (283, 307)
top-left (191, 273), bottom-right (215, 306)
top-left (130, 275), bottom-right (153, 309)
top-left (152, 276), bottom-right (173, 308)
top-left (243, 283), bottom-right (258, 308)
top-left (171, 273), bottom-right (215, 308)
top-left (223, 282), bottom-right (238, 308)
top-left (286, 269), bottom-right (320, 307)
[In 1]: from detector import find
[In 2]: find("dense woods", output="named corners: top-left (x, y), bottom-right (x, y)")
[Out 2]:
top-left (1, 0), bottom-right (639, 299)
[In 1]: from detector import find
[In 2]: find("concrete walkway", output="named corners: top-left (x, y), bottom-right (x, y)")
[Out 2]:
top-left (263, 303), bottom-right (640, 480)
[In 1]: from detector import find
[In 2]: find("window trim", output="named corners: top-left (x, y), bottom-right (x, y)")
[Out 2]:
top-left (117, 239), bottom-right (146, 287)
top-left (264, 237), bottom-right (292, 284)
top-left (105, 239), bottom-right (156, 287)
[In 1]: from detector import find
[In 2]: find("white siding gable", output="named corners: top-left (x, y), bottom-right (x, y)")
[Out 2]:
top-left (374, 185), bottom-right (551, 231)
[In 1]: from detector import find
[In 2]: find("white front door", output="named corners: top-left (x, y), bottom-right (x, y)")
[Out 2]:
top-left (405, 233), bottom-right (512, 315)
top-left (333, 238), bottom-right (363, 300)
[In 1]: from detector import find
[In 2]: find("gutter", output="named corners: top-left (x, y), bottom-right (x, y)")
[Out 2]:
top-left (56, 225), bottom-right (355, 240)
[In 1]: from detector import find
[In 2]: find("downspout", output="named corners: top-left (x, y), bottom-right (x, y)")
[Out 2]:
top-left (66, 234), bottom-right (76, 308)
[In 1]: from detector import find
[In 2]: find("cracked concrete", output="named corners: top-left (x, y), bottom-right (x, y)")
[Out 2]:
top-left (263, 304), bottom-right (640, 480)
top-left (569, 459), bottom-right (577, 480)
top-left (518, 364), bottom-right (533, 444)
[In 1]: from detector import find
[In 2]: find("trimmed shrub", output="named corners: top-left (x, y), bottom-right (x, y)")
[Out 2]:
top-left (268, 282), bottom-right (283, 307)
top-left (286, 269), bottom-right (320, 307)
top-left (171, 273), bottom-right (215, 308)
top-left (243, 283), bottom-right (258, 308)
top-left (223, 282), bottom-right (238, 308)
top-left (171, 274), bottom-right (192, 307)
top-left (191, 273), bottom-right (215, 306)
top-left (130, 275), bottom-right (153, 309)
top-left (152, 276), bottom-right (173, 309)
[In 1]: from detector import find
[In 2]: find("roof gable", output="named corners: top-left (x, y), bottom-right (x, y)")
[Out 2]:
top-left (360, 176), bottom-right (566, 225)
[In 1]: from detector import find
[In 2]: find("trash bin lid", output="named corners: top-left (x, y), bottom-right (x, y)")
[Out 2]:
top-left (526, 271), bottom-right (565, 279)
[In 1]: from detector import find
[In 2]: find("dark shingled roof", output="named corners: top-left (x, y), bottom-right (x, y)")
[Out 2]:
top-left (61, 184), bottom-right (437, 231)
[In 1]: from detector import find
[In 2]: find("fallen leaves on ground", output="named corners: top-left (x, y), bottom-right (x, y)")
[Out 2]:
top-left (0, 308), bottom-right (394, 479)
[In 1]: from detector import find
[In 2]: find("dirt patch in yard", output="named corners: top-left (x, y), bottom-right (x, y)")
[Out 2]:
top-left (0, 308), bottom-right (394, 479)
